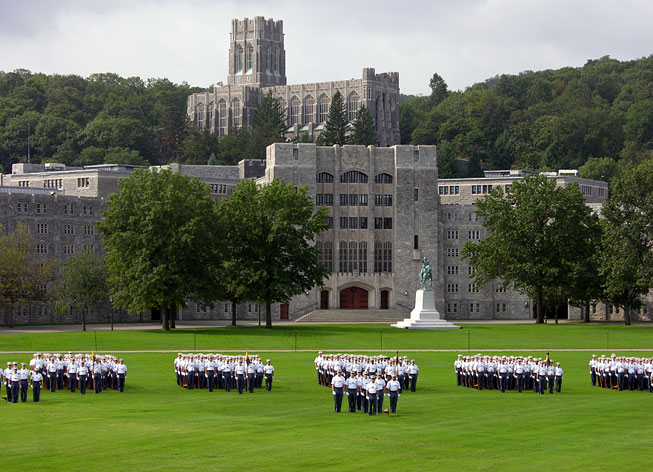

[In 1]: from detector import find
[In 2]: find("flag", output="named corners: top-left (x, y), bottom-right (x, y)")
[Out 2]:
top-left (545, 351), bottom-right (550, 366)
top-left (245, 351), bottom-right (249, 364)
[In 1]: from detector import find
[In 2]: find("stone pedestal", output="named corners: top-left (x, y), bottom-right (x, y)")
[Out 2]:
top-left (392, 289), bottom-right (460, 329)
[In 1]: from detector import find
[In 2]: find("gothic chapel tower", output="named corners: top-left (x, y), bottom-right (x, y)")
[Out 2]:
top-left (227, 17), bottom-right (287, 87)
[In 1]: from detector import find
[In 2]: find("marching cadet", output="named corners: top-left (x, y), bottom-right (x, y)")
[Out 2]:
top-left (314, 352), bottom-right (323, 386)
top-left (408, 360), bottom-right (419, 392)
top-left (30, 368), bottom-right (43, 402)
top-left (375, 373), bottom-right (386, 413)
top-left (263, 360), bottom-right (274, 391)
top-left (387, 375), bottom-right (401, 413)
top-left (223, 358), bottom-right (233, 392)
top-left (537, 361), bottom-right (547, 395)
top-left (366, 374), bottom-right (378, 416)
top-left (68, 359), bottom-right (78, 393)
top-left (77, 361), bottom-right (88, 395)
top-left (346, 370), bottom-right (358, 413)
top-left (47, 359), bottom-right (57, 393)
top-left (514, 360), bottom-right (524, 393)
top-left (355, 371), bottom-right (364, 411)
top-left (255, 358), bottom-right (264, 389)
top-left (555, 362), bottom-right (563, 393)
top-left (187, 356), bottom-right (196, 390)
top-left (19, 362), bottom-right (29, 402)
top-left (235, 359), bottom-right (246, 395)
top-left (55, 354), bottom-right (64, 390)
top-left (197, 355), bottom-right (205, 389)
top-left (94, 360), bottom-right (103, 394)
top-left (331, 370), bottom-right (345, 413)
top-left (205, 355), bottom-right (215, 392)
top-left (116, 359), bottom-right (127, 392)
top-left (246, 359), bottom-right (256, 393)
top-left (589, 355), bottom-right (597, 386)
top-left (498, 360), bottom-right (508, 393)
top-left (10, 366), bottom-right (20, 403)
top-left (547, 362), bottom-right (555, 394)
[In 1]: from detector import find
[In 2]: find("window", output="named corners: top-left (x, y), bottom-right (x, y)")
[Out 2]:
top-left (303, 95), bottom-right (315, 123)
top-left (359, 194), bottom-right (368, 206)
top-left (324, 194), bottom-right (333, 206)
top-left (447, 248), bottom-right (459, 257)
top-left (246, 44), bottom-right (253, 71)
top-left (414, 235), bottom-right (419, 250)
top-left (468, 283), bottom-right (480, 293)
top-left (36, 203), bottom-right (47, 214)
top-left (18, 181), bottom-right (30, 187)
top-left (359, 217), bottom-right (368, 229)
top-left (196, 303), bottom-right (209, 314)
top-left (77, 177), bottom-right (89, 188)
top-left (340, 171), bottom-right (368, 183)
top-left (37, 243), bottom-right (48, 254)
top-left (468, 230), bottom-right (480, 240)
top-left (468, 266), bottom-right (476, 275)
top-left (375, 173), bottom-right (393, 184)
top-left (374, 217), bottom-right (382, 230)
top-left (340, 194), bottom-right (348, 206)
top-left (447, 266), bottom-right (458, 275)
top-left (383, 195), bottom-right (393, 206)
top-left (348, 241), bottom-right (358, 273)
top-left (209, 184), bottom-right (228, 194)
top-left (272, 50), bottom-right (278, 74)
top-left (496, 303), bottom-right (507, 313)
top-left (414, 150), bottom-right (419, 161)
top-left (218, 100), bottom-right (227, 136)
top-left (293, 148), bottom-right (299, 160)
top-left (340, 217), bottom-right (348, 229)
top-left (349, 194), bottom-right (358, 206)
top-left (37, 223), bottom-right (48, 234)
top-left (16, 202), bottom-right (27, 213)
top-left (83, 205), bottom-right (93, 216)
top-left (347, 92), bottom-right (360, 122)
top-left (581, 185), bottom-right (592, 196)
top-left (316, 194), bottom-right (324, 206)
top-left (318, 94), bottom-right (329, 123)
top-left (598, 187), bottom-right (606, 197)
top-left (224, 304), bottom-right (230, 313)
top-left (414, 188), bottom-right (419, 201)
top-left (326, 217), bottom-right (333, 228)
top-left (447, 303), bottom-right (458, 313)
top-left (496, 286), bottom-right (507, 293)
top-left (231, 98), bottom-right (241, 127)
top-left (470, 303), bottom-right (480, 313)
top-left (64, 204), bottom-right (74, 215)
top-left (83, 225), bottom-right (95, 235)
top-left (84, 244), bottom-right (95, 254)
top-left (339, 241), bottom-right (347, 272)
top-left (63, 244), bottom-right (74, 255)
top-left (359, 242), bottom-right (368, 273)
top-left (316, 172), bottom-right (334, 183)
top-left (447, 230), bottom-right (458, 240)
top-left (447, 284), bottom-right (459, 293)
top-left (317, 241), bottom-right (333, 272)
top-left (375, 194), bottom-right (383, 206)
top-left (383, 218), bottom-right (392, 229)
top-left (373, 241), bottom-right (392, 273)
top-left (289, 96), bottom-right (301, 125)
top-left (63, 224), bottom-right (74, 235)
top-left (349, 217), bottom-right (358, 229)
top-left (236, 45), bottom-right (244, 72)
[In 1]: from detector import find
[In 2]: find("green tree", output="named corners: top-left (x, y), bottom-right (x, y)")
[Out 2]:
top-left (218, 127), bottom-right (250, 165)
top-left (317, 91), bottom-right (347, 146)
top-left (578, 157), bottom-right (618, 183)
top-left (53, 252), bottom-right (109, 331)
top-left (220, 179), bottom-right (329, 328)
top-left (180, 129), bottom-right (219, 164)
top-left (248, 91), bottom-right (286, 158)
top-left (429, 73), bottom-right (449, 108)
top-left (436, 140), bottom-right (456, 178)
top-left (98, 169), bottom-right (222, 331)
top-left (599, 161), bottom-right (653, 325)
top-left (349, 105), bottom-right (377, 145)
top-left (462, 175), bottom-right (599, 324)
top-left (0, 223), bottom-right (56, 328)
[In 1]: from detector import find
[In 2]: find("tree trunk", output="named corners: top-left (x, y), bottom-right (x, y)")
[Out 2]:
top-left (82, 306), bottom-right (87, 332)
top-left (265, 299), bottom-right (272, 329)
top-left (536, 289), bottom-right (544, 324)
top-left (169, 305), bottom-right (176, 329)
top-left (231, 301), bottom-right (237, 326)
top-left (584, 300), bottom-right (590, 323)
top-left (624, 302), bottom-right (631, 326)
top-left (161, 305), bottom-right (170, 331)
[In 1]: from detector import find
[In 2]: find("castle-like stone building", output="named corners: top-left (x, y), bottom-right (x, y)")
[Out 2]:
top-left (186, 17), bottom-right (401, 146)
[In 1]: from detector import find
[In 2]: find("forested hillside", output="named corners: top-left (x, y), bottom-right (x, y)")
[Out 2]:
top-left (401, 55), bottom-right (653, 178)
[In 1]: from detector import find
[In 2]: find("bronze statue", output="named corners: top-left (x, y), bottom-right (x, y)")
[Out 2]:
top-left (419, 256), bottom-right (433, 290)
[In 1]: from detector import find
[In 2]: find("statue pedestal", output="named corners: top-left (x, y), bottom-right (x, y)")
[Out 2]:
top-left (392, 289), bottom-right (461, 329)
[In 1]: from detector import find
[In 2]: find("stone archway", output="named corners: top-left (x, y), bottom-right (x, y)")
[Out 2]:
top-left (340, 286), bottom-right (368, 310)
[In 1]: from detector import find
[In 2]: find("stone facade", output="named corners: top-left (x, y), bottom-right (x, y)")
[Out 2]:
top-left (187, 17), bottom-right (400, 146)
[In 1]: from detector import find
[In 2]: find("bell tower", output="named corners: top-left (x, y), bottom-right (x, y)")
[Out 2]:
top-left (227, 17), bottom-right (286, 87)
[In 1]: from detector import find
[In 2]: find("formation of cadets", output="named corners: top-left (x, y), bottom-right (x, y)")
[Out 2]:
top-left (174, 353), bottom-right (274, 394)
top-left (313, 352), bottom-right (419, 414)
top-left (2, 352), bottom-right (127, 403)
top-left (454, 354), bottom-right (563, 394)
top-left (589, 354), bottom-right (653, 392)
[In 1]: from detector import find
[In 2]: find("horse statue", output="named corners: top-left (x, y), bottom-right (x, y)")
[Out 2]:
top-left (419, 256), bottom-right (433, 291)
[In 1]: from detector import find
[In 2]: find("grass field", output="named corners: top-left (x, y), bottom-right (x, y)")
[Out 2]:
top-left (1, 324), bottom-right (652, 471)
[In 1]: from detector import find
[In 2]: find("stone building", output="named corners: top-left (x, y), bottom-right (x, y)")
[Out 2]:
top-left (186, 17), bottom-right (401, 146)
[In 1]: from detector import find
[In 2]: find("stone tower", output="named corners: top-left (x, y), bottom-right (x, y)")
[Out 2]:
top-left (227, 17), bottom-right (286, 87)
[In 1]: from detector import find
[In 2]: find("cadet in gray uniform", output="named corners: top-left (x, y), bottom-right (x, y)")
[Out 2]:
top-left (331, 370), bottom-right (345, 413)
top-left (387, 375), bottom-right (401, 413)
top-left (263, 360), bottom-right (274, 391)
top-left (116, 359), bottom-right (127, 392)
top-left (19, 363), bottom-right (29, 402)
top-left (30, 369), bottom-right (43, 402)
top-left (346, 371), bottom-right (358, 413)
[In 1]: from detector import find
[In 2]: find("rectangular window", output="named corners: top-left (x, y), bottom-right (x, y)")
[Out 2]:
top-left (414, 188), bottom-right (419, 201)
top-left (349, 217), bottom-right (358, 229)
top-left (359, 194), bottom-right (368, 206)
top-left (446, 248), bottom-right (459, 257)
top-left (375, 194), bottom-right (383, 206)
top-left (63, 244), bottom-right (74, 255)
top-left (455, 186), bottom-right (460, 195)
top-left (84, 244), bottom-right (95, 254)
top-left (468, 266), bottom-right (476, 275)
top-left (37, 223), bottom-right (48, 234)
top-left (446, 266), bottom-right (458, 275)
top-left (446, 284), bottom-right (459, 293)
top-left (339, 217), bottom-right (348, 229)
top-left (37, 243), bottom-right (48, 254)
top-left (384, 195), bottom-right (392, 207)
top-left (468, 283), bottom-right (479, 293)
top-left (316, 194), bottom-right (324, 206)
top-left (293, 148), bottom-right (299, 160)
top-left (324, 194), bottom-right (333, 206)
top-left (374, 217), bottom-right (383, 230)
top-left (414, 235), bottom-right (418, 250)
top-left (224, 304), bottom-right (230, 313)
top-left (340, 194), bottom-right (348, 206)
top-left (359, 217), bottom-right (368, 229)
top-left (414, 150), bottom-right (419, 161)
top-left (326, 217), bottom-right (333, 229)
top-left (383, 218), bottom-right (392, 229)
top-left (64, 224), bottom-right (74, 235)
top-left (349, 194), bottom-right (358, 206)
top-left (438, 186), bottom-right (443, 195)
top-left (77, 177), bottom-right (90, 188)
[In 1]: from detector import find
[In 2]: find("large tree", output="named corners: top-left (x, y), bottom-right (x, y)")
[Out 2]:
top-left (317, 91), bottom-right (347, 146)
top-left (0, 223), bottom-right (56, 328)
top-left (599, 160), bottom-right (653, 325)
top-left (349, 105), bottom-right (377, 146)
top-left (53, 251), bottom-right (109, 331)
top-left (220, 179), bottom-right (329, 328)
top-left (98, 168), bottom-right (222, 330)
top-left (462, 175), bottom-right (599, 323)
top-left (428, 73), bottom-right (449, 108)
top-left (248, 91), bottom-right (286, 158)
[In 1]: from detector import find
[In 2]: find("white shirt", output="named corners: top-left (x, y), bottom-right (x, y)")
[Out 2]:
top-left (116, 364), bottom-right (127, 374)
top-left (387, 380), bottom-right (401, 392)
top-left (331, 375), bottom-right (344, 388)
top-left (263, 365), bottom-right (274, 375)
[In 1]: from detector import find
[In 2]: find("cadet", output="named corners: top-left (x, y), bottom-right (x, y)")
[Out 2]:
top-left (205, 355), bottom-right (215, 392)
top-left (30, 368), bottom-right (43, 402)
top-left (94, 360), bottom-right (103, 394)
top-left (375, 373), bottom-right (386, 413)
top-left (554, 363), bottom-right (563, 393)
top-left (346, 371), bottom-right (358, 413)
top-left (331, 370), bottom-right (345, 413)
top-left (77, 361), bottom-right (88, 395)
top-left (246, 360), bottom-right (256, 393)
top-left (255, 359), bottom-right (264, 389)
top-left (19, 362), bottom-right (29, 402)
top-left (10, 366), bottom-right (20, 403)
top-left (235, 359), bottom-right (246, 394)
top-left (263, 360), bottom-right (275, 391)
top-left (408, 360), bottom-right (419, 392)
top-left (387, 375), bottom-right (401, 413)
top-left (116, 359), bottom-right (127, 392)
top-left (68, 360), bottom-right (78, 392)
top-left (366, 374), bottom-right (378, 416)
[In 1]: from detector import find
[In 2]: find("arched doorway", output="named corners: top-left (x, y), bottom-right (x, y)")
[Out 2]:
top-left (340, 287), bottom-right (368, 309)
top-left (380, 290), bottom-right (389, 309)
top-left (320, 290), bottom-right (329, 309)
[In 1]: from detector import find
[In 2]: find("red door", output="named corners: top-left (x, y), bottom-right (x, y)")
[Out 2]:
top-left (340, 287), bottom-right (368, 309)
top-left (320, 290), bottom-right (329, 309)
top-left (380, 290), bottom-right (389, 309)
top-left (280, 304), bottom-right (289, 320)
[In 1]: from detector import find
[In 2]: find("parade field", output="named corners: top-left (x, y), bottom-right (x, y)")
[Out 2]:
top-left (1, 324), bottom-right (652, 471)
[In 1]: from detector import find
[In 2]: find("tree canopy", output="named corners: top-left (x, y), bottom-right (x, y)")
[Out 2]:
top-left (350, 105), bottom-right (377, 146)
top-left (317, 90), bottom-right (348, 146)
top-left (98, 168), bottom-right (222, 330)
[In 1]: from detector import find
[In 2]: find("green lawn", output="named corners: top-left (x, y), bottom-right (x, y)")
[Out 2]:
top-left (1, 325), bottom-right (651, 471)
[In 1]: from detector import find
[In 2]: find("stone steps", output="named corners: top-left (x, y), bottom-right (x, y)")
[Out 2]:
top-left (295, 309), bottom-right (406, 323)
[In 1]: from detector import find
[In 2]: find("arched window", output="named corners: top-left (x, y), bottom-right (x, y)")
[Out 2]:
top-left (272, 49), bottom-right (278, 74)
top-left (236, 45), bottom-right (244, 73)
top-left (374, 242), bottom-right (392, 273)
top-left (316, 172), bottom-right (334, 183)
top-left (359, 242), bottom-right (368, 273)
top-left (347, 92), bottom-right (360, 122)
top-left (264, 48), bottom-right (270, 73)
top-left (340, 171), bottom-right (368, 183)
top-left (383, 242), bottom-right (392, 273)
top-left (276, 98), bottom-right (287, 123)
top-left (318, 94), bottom-right (329, 123)
top-left (289, 96), bottom-right (301, 125)
top-left (339, 241), bottom-right (348, 273)
top-left (207, 102), bottom-right (215, 130)
top-left (196, 103), bottom-right (205, 129)
top-left (303, 95), bottom-right (315, 123)
top-left (348, 241), bottom-right (358, 273)
top-left (231, 98), bottom-right (241, 127)
top-left (374, 173), bottom-right (393, 184)
top-left (317, 241), bottom-right (333, 272)
top-left (218, 100), bottom-right (227, 136)
top-left (246, 44), bottom-right (254, 72)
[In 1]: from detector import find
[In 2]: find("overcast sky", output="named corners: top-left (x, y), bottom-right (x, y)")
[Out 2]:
top-left (0, 0), bottom-right (651, 95)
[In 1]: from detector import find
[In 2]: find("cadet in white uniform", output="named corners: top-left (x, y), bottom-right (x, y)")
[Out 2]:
top-left (331, 370), bottom-right (345, 413)
top-left (366, 374), bottom-right (378, 416)
top-left (30, 369), bottom-right (43, 402)
top-left (116, 359), bottom-right (127, 392)
top-left (19, 363), bottom-right (29, 402)
top-left (263, 360), bottom-right (275, 391)
top-left (387, 375), bottom-right (401, 413)
top-left (345, 372), bottom-right (358, 413)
